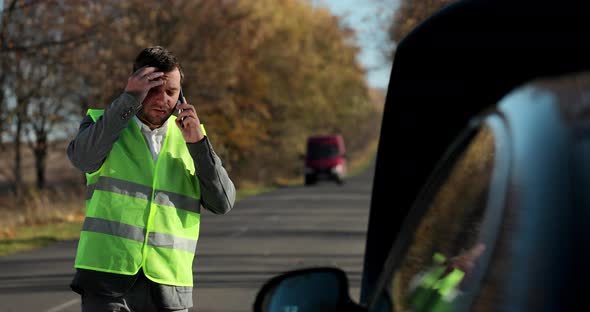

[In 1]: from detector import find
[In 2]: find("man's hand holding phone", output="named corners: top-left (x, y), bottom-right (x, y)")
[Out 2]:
top-left (176, 95), bottom-right (205, 143)
top-left (124, 66), bottom-right (164, 104)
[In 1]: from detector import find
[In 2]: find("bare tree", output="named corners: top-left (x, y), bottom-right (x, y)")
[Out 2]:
top-left (1, 0), bottom-right (109, 195)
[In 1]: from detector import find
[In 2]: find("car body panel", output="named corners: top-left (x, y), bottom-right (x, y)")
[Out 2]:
top-left (367, 72), bottom-right (590, 311)
top-left (361, 0), bottom-right (590, 305)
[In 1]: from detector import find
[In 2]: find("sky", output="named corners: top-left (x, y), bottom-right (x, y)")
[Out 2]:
top-left (315, 0), bottom-right (400, 90)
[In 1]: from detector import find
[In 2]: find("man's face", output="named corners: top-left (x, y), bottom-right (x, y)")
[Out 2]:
top-left (137, 68), bottom-right (181, 129)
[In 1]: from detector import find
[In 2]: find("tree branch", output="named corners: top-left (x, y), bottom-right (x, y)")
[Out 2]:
top-left (0, 26), bottom-right (99, 54)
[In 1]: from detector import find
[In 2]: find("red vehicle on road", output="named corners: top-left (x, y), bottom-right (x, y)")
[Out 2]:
top-left (304, 134), bottom-right (346, 185)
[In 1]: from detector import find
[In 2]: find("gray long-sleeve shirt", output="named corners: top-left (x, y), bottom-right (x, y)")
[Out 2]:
top-left (67, 92), bottom-right (236, 214)
top-left (68, 92), bottom-right (236, 309)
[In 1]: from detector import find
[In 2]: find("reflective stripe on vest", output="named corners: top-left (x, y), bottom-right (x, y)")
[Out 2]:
top-left (86, 176), bottom-right (201, 213)
top-left (82, 217), bottom-right (198, 253)
top-left (75, 109), bottom-right (204, 286)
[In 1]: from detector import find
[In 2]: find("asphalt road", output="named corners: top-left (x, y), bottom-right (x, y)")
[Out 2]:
top-left (0, 162), bottom-right (375, 312)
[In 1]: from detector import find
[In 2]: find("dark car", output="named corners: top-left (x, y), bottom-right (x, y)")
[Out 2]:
top-left (304, 134), bottom-right (347, 185)
top-left (253, 0), bottom-right (590, 311)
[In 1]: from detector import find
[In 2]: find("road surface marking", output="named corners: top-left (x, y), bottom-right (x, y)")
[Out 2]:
top-left (247, 194), bottom-right (370, 201)
top-left (229, 226), bottom-right (249, 237)
top-left (44, 298), bottom-right (80, 312)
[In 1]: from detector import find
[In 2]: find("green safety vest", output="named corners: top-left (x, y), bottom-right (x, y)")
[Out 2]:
top-left (74, 109), bottom-right (204, 286)
top-left (408, 253), bottom-right (465, 312)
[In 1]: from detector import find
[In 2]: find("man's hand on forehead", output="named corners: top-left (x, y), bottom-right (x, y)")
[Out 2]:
top-left (124, 66), bottom-right (165, 104)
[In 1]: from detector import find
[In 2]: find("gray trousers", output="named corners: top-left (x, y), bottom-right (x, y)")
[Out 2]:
top-left (80, 271), bottom-right (189, 312)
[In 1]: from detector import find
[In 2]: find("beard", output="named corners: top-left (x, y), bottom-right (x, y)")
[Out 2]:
top-left (136, 106), bottom-right (174, 129)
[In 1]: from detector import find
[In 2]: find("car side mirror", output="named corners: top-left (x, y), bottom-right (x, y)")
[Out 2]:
top-left (253, 267), bottom-right (366, 312)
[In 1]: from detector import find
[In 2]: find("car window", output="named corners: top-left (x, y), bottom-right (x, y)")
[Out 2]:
top-left (307, 144), bottom-right (340, 159)
top-left (370, 118), bottom-right (510, 312)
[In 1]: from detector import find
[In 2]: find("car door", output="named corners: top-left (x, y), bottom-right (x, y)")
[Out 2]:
top-left (367, 113), bottom-right (511, 311)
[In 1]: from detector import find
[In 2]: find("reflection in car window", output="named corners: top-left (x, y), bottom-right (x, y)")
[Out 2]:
top-left (390, 125), bottom-right (496, 312)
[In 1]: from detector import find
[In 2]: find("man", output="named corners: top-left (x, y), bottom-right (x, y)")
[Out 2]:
top-left (67, 46), bottom-right (236, 312)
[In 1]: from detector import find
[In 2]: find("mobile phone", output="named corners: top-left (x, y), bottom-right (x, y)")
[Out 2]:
top-left (177, 87), bottom-right (185, 128)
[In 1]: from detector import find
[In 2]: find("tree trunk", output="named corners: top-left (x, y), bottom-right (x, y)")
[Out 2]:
top-left (34, 133), bottom-right (47, 189)
top-left (14, 112), bottom-right (23, 200)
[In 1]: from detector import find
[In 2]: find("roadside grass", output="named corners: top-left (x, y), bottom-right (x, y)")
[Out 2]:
top-left (236, 185), bottom-right (277, 200)
top-left (0, 186), bottom-right (278, 257)
top-left (0, 138), bottom-right (380, 257)
top-left (0, 221), bottom-right (83, 256)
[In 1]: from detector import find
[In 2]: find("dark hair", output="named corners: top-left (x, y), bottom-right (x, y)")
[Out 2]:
top-left (133, 46), bottom-right (184, 82)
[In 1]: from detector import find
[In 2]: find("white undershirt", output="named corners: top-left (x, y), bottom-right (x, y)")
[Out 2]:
top-left (134, 116), bottom-right (168, 162)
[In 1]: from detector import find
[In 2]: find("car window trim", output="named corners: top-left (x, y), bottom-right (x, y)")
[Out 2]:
top-left (453, 112), bottom-right (512, 310)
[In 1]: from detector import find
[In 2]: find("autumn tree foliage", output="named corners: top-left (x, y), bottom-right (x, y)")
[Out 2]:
top-left (1, 0), bottom-right (382, 190)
